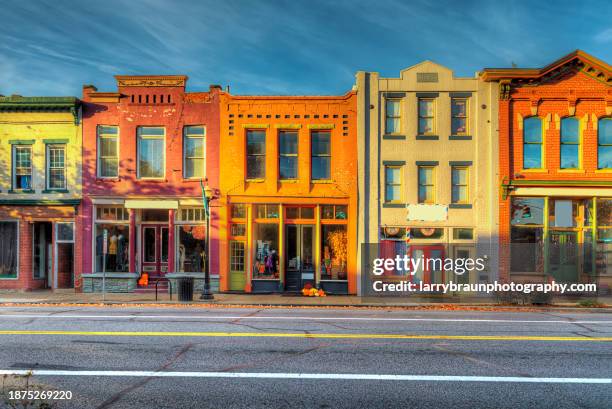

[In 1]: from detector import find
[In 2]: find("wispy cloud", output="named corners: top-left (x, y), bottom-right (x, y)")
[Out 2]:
top-left (1, 0), bottom-right (611, 97)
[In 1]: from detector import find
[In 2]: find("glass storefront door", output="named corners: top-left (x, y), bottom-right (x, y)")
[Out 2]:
top-left (285, 224), bottom-right (315, 292)
top-left (549, 231), bottom-right (579, 283)
top-left (141, 225), bottom-right (168, 276)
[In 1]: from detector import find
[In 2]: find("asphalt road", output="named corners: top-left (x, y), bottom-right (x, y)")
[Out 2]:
top-left (0, 306), bottom-right (610, 409)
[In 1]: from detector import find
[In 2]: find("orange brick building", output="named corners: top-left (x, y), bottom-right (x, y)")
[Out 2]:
top-left (482, 51), bottom-right (612, 290)
top-left (218, 91), bottom-right (358, 294)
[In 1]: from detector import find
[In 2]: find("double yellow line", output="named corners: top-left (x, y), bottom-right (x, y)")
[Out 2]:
top-left (0, 330), bottom-right (610, 342)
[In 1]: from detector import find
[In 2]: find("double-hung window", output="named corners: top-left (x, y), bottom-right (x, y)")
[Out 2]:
top-left (523, 117), bottom-right (543, 169)
top-left (418, 99), bottom-right (435, 135)
top-left (385, 99), bottom-right (401, 134)
top-left (385, 166), bottom-right (402, 202)
top-left (137, 127), bottom-right (165, 178)
top-left (418, 166), bottom-right (435, 203)
top-left (311, 131), bottom-right (331, 180)
top-left (560, 117), bottom-right (579, 169)
top-left (47, 144), bottom-right (66, 190)
top-left (246, 130), bottom-right (266, 180)
top-left (279, 131), bottom-right (298, 180)
top-left (97, 125), bottom-right (119, 178)
top-left (451, 166), bottom-right (469, 204)
top-left (598, 118), bottom-right (612, 169)
top-left (12, 145), bottom-right (32, 190)
top-left (451, 98), bottom-right (468, 135)
top-left (183, 126), bottom-right (206, 178)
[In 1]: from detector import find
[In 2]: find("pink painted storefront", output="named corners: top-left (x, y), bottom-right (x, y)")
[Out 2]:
top-left (78, 76), bottom-right (220, 292)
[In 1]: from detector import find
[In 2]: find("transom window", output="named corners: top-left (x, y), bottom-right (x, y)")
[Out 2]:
top-left (320, 205), bottom-right (347, 220)
top-left (47, 144), bottom-right (66, 190)
top-left (178, 208), bottom-right (205, 222)
top-left (385, 166), bottom-right (402, 203)
top-left (279, 130), bottom-right (298, 180)
top-left (451, 98), bottom-right (468, 135)
top-left (385, 99), bottom-right (401, 134)
top-left (598, 118), bottom-right (612, 169)
top-left (523, 117), bottom-right (543, 169)
top-left (183, 126), bottom-right (206, 178)
top-left (560, 118), bottom-right (579, 169)
top-left (255, 204), bottom-right (279, 219)
top-left (451, 166), bottom-right (469, 204)
top-left (97, 125), bottom-right (119, 178)
top-left (418, 166), bottom-right (435, 204)
top-left (418, 99), bottom-right (435, 135)
top-left (246, 130), bottom-right (266, 180)
top-left (96, 206), bottom-right (129, 221)
top-left (137, 127), bottom-right (165, 178)
top-left (311, 131), bottom-right (331, 180)
top-left (12, 145), bottom-right (32, 190)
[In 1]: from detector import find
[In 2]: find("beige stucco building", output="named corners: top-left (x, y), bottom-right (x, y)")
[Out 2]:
top-left (355, 61), bottom-right (499, 295)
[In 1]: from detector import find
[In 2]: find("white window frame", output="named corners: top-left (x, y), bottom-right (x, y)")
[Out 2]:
top-left (12, 145), bottom-right (33, 191)
top-left (137, 126), bottom-right (166, 179)
top-left (97, 125), bottom-right (119, 178)
top-left (183, 126), bottom-right (206, 179)
top-left (46, 144), bottom-right (67, 190)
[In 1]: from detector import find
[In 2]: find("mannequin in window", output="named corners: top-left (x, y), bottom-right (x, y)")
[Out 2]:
top-left (108, 232), bottom-right (118, 271)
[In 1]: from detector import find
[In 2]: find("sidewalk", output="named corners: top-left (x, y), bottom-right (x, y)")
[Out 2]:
top-left (0, 290), bottom-right (610, 311)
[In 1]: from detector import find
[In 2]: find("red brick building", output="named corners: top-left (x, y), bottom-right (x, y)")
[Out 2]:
top-left (482, 51), bottom-right (612, 290)
top-left (79, 76), bottom-right (221, 293)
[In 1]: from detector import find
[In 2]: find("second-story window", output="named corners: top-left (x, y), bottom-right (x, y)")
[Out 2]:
top-left (451, 98), bottom-right (468, 135)
top-left (279, 130), bottom-right (298, 180)
top-left (385, 166), bottom-right (402, 203)
top-left (12, 145), bottom-right (32, 190)
top-left (137, 127), bottom-right (165, 179)
top-left (311, 131), bottom-right (331, 181)
top-left (183, 126), bottom-right (206, 179)
top-left (246, 130), bottom-right (266, 180)
top-left (598, 117), bottom-right (612, 170)
top-left (523, 117), bottom-right (543, 169)
top-left (385, 99), bottom-right (401, 134)
top-left (97, 125), bottom-right (119, 178)
top-left (451, 166), bottom-right (469, 204)
top-left (418, 165), bottom-right (435, 204)
top-left (47, 144), bottom-right (66, 190)
top-left (418, 98), bottom-right (435, 135)
top-left (560, 117), bottom-right (579, 169)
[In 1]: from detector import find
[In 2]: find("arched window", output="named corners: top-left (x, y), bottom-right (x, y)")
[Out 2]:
top-left (523, 117), bottom-right (543, 169)
top-left (560, 117), bottom-right (580, 169)
top-left (598, 118), bottom-right (612, 169)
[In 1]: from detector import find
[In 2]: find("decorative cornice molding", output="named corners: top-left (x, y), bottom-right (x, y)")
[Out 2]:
top-left (114, 75), bottom-right (188, 87)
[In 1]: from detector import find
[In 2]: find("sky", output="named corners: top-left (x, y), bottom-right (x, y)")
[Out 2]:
top-left (1, 0), bottom-right (611, 97)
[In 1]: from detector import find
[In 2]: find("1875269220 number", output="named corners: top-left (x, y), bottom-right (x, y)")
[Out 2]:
top-left (8, 390), bottom-right (73, 400)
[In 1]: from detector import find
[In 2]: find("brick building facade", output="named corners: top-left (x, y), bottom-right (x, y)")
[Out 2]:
top-left (482, 51), bottom-right (612, 290)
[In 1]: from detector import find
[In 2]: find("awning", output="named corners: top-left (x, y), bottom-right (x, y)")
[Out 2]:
top-left (124, 200), bottom-right (179, 209)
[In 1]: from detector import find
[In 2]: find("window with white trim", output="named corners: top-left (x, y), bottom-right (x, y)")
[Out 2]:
top-left (97, 125), bottom-right (119, 178)
top-left (47, 145), bottom-right (66, 190)
top-left (183, 126), bottom-right (206, 178)
top-left (12, 145), bottom-right (32, 190)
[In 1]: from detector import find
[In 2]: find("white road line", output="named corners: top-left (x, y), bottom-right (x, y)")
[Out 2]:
top-left (0, 370), bottom-right (609, 384)
top-left (0, 313), bottom-right (609, 324)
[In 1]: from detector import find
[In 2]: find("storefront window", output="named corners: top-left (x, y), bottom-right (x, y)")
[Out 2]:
top-left (95, 224), bottom-right (129, 272)
top-left (511, 197), bottom-right (544, 225)
top-left (0, 222), bottom-right (18, 278)
top-left (231, 223), bottom-right (246, 237)
top-left (321, 205), bottom-right (347, 220)
top-left (596, 199), bottom-right (612, 275)
top-left (510, 227), bottom-right (544, 273)
top-left (321, 225), bottom-right (348, 280)
top-left (453, 228), bottom-right (474, 240)
top-left (253, 223), bottom-right (279, 279)
top-left (256, 204), bottom-right (279, 219)
top-left (231, 204), bottom-right (246, 219)
top-left (410, 228), bottom-right (444, 240)
top-left (178, 225), bottom-right (206, 273)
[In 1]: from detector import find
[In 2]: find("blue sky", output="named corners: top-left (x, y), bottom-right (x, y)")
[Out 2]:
top-left (1, 0), bottom-right (611, 96)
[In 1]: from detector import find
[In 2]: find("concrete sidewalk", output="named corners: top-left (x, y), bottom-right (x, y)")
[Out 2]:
top-left (0, 289), bottom-right (610, 310)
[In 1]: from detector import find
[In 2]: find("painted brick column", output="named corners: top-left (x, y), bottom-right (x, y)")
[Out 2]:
top-left (168, 209), bottom-right (175, 274)
top-left (128, 209), bottom-right (136, 274)
top-left (498, 98), bottom-right (511, 283)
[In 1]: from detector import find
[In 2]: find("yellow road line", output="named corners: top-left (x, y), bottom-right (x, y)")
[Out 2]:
top-left (0, 330), bottom-right (610, 342)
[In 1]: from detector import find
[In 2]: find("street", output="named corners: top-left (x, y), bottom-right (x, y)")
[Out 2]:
top-left (0, 306), bottom-right (610, 409)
